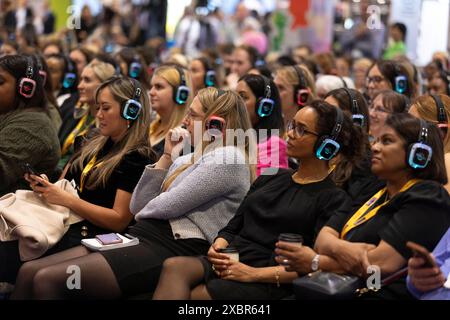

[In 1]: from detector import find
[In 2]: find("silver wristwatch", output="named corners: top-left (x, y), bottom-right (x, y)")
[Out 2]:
top-left (311, 254), bottom-right (320, 272)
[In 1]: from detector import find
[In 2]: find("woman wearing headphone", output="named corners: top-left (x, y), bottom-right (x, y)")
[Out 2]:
top-left (115, 48), bottom-right (150, 91)
top-left (189, 56), bottom-right (221, 95)
top-left (324, 88), bottom-right (385, 210)
top-left (227, 45), bottom-right (260, 90)
top-left (58, 60), bottom-right (116, 168)
top-left (365, 60), bottom-right (415, 103)
top-left (153, 100), bottom-right (364, 300)
top-left (276, 114), bottom-right (450, 299)
top-left (0, 54), bottom-right (60, 197)
top-left (12, 89), bottom-right (255, 299)
top-left (1, 76), bottom-right (155, 286)
top-left (149, 65), bottom-right (193, 158)
top-left (237, 74), bottom-right (288, 176)
top-left (369, 90), bottom-right (408, 140)
top-left (409, 94), bottom-right (450, 193)
top-left (273, 64), bottom-right (316, 127)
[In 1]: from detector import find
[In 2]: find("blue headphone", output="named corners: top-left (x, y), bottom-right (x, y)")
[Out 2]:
top-left (121, 78), bottom-right (143, 121)
top-left (394, 63), bottom-right (407, 94)
top-left (314, 107), bottom-right (344, 161)
top-left (63, 57), bottom-right (77, 89)
top-left (341, 88), bottom-right (365, 127)
top-left (173, 66), bottom-right (190, 105)
top-left (256, 76), bottom-right (275, 118)
top-left (407, 119), bottom-right (433, 169)
top-left (129, 55), bottom-right (142, 79)
top-left (199, 57), bottom-right (216, 87)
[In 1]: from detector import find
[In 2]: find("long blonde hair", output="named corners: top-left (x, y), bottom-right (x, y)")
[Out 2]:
top-left (412, 94), bottom-right (450, 153)
top-left (71, 77), bottom-right (153, 190)
top-left (162, 88), bottom-right (256, 191)
top-left (150, 65), bottom-right (193, 145)
top-left (276, 64), bottom-right (317, 99)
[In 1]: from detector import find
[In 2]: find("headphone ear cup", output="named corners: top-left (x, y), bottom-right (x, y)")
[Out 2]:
top-left (406, 143), bottom-right (414, 168)
top-left (314, 136), bottom-right (326, 156)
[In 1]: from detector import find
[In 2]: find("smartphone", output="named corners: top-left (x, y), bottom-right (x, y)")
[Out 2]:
top-left (22, 163), bottom-right (43, 187)
top-left (96, 233), bottom-right (123, 245)
top-left (406, 241), bottom-right (437, 268)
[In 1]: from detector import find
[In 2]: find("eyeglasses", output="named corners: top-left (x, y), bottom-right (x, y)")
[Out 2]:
top-left (287, 120), bottom-right (319, 138)
top-left (366, 76), bottom-right (385, 85)
top-left (369, 105), bottom-right (390, 114)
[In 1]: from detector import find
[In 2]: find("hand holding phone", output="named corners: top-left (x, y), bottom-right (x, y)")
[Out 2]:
top-left (96, 233), bottom-right (123, 245)
top-left (22, 163), bottom-right (44, 187)
top-left (406, 241), bottom-right (437, 268)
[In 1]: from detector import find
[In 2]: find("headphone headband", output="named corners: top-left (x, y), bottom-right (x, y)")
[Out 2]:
top-left (331, 107), bottom-right (344, 140)
top-left (341, 88), bottom-right (365, 127)
top-left (292, 65), bottom-right (306, 89)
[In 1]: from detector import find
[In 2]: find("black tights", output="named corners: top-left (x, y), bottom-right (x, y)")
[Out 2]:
top-left (11, 246), bottom-right (121, 300)
top-left (153, 257), bottom-right (211, 300)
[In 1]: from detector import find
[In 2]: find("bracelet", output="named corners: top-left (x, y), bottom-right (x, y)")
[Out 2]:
top-left (275, 268), bottom-right (281, 288)
top-left (163, 152), bottom-right (172, 159)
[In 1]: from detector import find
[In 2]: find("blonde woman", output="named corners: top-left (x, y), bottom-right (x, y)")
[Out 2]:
top-left (6, 77), bottom-right (154, 291)
top-left (12, 88), bottom-right (255, 300)
top-left (59, 60), bottom-right (116, 167)
top-left (149, 64), bottom-right (193, 158)
top-left (273, 64), bottom-right (316, 126)
top-left (409, 94), bottom-right (450, 193)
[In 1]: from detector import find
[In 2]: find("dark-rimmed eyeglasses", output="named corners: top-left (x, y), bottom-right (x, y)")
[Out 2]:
top-left (366, 76), bottom-right (385, 85)
top-left (287, 120), bottom-right (319, 138)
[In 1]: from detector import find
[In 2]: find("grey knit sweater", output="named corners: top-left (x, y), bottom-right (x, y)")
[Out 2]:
top-left (130, 146), bottom-right (251, 244)
top-left (0, 109), bottom-right (60, 196)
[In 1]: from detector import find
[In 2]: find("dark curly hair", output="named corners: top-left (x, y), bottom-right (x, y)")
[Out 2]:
top-left (307, 100), bottom-right (366, 186)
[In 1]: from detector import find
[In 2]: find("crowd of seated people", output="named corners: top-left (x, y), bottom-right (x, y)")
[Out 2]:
top-left (1, 4), bottom-right (450, 301)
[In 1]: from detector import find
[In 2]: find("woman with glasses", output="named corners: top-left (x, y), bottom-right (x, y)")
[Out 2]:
top-left (152, 100), bottom-right (364, 300)
top-left (366, 60), bottom-right (415, 103)
top-left (369, 90), bottom-right (408, 140)
top-left (276, 114), bottom-right (450, 300)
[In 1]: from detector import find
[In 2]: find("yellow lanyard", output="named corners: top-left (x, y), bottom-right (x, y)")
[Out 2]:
top-left (79, 155), bottom-right (102, 192)
top-left (340, 179), bottom-right (421, 239)
top-left (61, 113), bottom-right (95, 156)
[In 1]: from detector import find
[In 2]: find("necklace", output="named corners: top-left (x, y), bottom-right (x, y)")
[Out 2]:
top-left (292, 166), bottom-right (335, 185)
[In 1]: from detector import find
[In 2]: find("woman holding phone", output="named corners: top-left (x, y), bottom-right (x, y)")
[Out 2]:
top-left (0, 76), bottom-right (154, 286)
top-left (11, 88), bottom-right (254, 300)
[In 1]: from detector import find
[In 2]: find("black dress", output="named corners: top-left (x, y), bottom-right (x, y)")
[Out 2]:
top-left (0, 139), bottom-right (153, 283)
top-left (326, 180), bottom-right (450, 299)
top-left (202, 169), bottom-right (353, 300)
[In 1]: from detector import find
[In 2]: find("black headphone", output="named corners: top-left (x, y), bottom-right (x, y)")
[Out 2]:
top-left (393, 62), bottom-right (408, 94)
top-left (129, 55), bottom-right (142, 79)
top-left (438, 70), bottom-right (450, 95)
top-left (198, 57), bottom-right (216, 88)
top-left (341, 88), bottom-right (365, 127)
top-left (63, 57), bottom-right (77, 89)
top-left (18, 57), bottom-right (37, 98)
top-left (407, 119), bottom-right (433, 169)
top-left (314, 107), bottom-right (344, 160)
top-left (431, 94), bottom-right (448, 138)
top-left (173, 66), bottom-right (190, 105)
top-left (292, 65), bottom-right (310, 107)
top-left (121, 78), bottom-right (143, 121)
top-left (35, 57), bottom-right (47, 87)
top-left (256, 76), bottom-right (275, 118)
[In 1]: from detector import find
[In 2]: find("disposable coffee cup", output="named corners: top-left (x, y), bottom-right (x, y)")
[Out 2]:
top-left (278, 233), bottom-right (303, 246)
top-left (218, 247), bottom-right (239, 261)
top-left (278, 233), bottom-right (303, 266)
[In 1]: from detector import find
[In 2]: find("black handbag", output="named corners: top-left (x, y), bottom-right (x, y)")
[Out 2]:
top-left (293, 271), bottom-right (364, 300)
